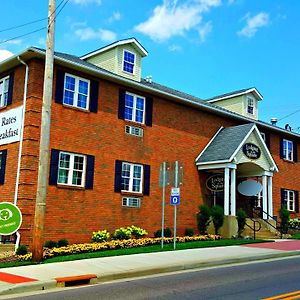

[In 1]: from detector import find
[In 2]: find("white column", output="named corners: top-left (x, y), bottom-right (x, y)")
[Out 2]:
top-left (262, 175), bottom-right (268, 219)
top-left (267, 176), bottom-right (273, 218)
top-left (224, 167), bottom-right (230, 216)
top-left (230, 168), bottom-right (236, 216)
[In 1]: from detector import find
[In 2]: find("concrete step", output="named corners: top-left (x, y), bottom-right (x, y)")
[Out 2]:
top-left (0, 244), bottom-right (15, 253)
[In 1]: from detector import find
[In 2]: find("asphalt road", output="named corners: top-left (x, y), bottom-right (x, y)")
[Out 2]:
top-left (9, 256), bottom-right (300, 300)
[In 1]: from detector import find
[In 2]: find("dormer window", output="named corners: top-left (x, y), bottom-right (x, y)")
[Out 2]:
top-left (123, 50), bottom-right (135, 74)
top-left (247, 97), bottom-right (254, 115)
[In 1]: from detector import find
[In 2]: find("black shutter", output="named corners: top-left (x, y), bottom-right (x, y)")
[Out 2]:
top-left (293, 141), bottom-right (298, 162)
top-left (295, 191), bottom-right (299, 213)
top-left (49, 149), bottom-right (60, 185)
top-left (0, 150), bottom-right (7, 185)
top-left (85, 155), bottom-right (95, 189)
top-left (281, 188), bottom-right (286, 208)
top-left (280, 138), bottom-right (284, 159)
top-left (114, 160), bottom-right (123, 192)
top-left (265, 132), bottom-right (270, 149)
top-left (7, 73), bottom-right (14, 106)
top-left (145, 97), bottom-right (153, 127)
top-left (118, 89), bottom-right (126, 120)
top-left (89, 80), bottom-right (99, 113)
top-left (55, 70), bottom-right (65, 104)
top-left (143, 164), bottom-right (151, 196)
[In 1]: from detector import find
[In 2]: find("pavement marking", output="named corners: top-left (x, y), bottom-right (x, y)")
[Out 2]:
top-left (262, 290), bottom-right (300, 299)
top-left (0, 272), bottom-right (38, 284)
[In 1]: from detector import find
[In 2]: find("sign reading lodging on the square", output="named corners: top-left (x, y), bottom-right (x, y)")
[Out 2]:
top-left (0, 202), bottom-right (22, 235)
top-left (0, 106), bottom-right (23, 146)
top-left (170, 187), bottom-right (180, 205)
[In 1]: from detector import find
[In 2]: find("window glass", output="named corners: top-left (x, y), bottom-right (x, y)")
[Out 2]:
top-left (124, 92), bottom-right (145, 124)
top-left (283, 139), bottom-right (293, 161)
top-left (123, 51), bottom-right (135, 74)
top-left (121, 162), bottom-right (143, 193)
top-left (0, 76), bottom-right (9, 107)
top-left (247, 98), bottom-right (254, 114)
top-left (284, 189), bottom-right (295, 211)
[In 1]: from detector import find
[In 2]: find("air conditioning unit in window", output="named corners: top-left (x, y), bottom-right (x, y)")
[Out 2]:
top-left (125, 125), bottom-right (143, 137)
top-left (122, 197), bottom-right (141, 208)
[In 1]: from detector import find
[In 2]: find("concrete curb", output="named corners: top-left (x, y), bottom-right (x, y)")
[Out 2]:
top-left (0, 251), bottom-right (300, 297)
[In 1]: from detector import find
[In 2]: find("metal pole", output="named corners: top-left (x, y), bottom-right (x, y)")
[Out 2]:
top-left (174, 161), bottom-right (179, 250)
top-left (32, 0), bottom-right (56, 262)
top-left (161, 162), bottom-right (166, 249)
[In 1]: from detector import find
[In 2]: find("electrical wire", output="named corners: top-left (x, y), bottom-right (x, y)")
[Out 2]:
top-left (0, 28), bottom-right (46, 46)
top-left (0, 18), bottom-right (47, 34)
top-left (278, 109), bottom-right (300, 122)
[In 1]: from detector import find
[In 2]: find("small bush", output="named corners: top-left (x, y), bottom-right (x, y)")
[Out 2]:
top-left (280, 206), bottom-right (290, 234)
top-left (129, 225), bottom-right (148, 239)
top-left (196, 204), bottom-right (211, 234)
top-left (16, 244), bottom-right (28, 255)
top-left (184, 228), bottom-right (194, 236)
top-left (211, 205), bottom-right (224, 235)
top-left (112, 227), bottom-right (132, 240)
top-left (44, 240), bottom-right (57, 249)
top-left (92, 230), bottom-right (110, 242)
top-left (153, 227), bottom-right (172, 238)
top-left (236, 208), bottom-right (247, 237)
top-left (57, 239), bottom-right (69, 247)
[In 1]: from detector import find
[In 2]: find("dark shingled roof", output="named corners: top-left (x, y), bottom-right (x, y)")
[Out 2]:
top-left (196, 123), bottom-right (255, 164)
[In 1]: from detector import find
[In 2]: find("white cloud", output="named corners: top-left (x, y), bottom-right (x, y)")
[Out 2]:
top-left (228, 0), bottom-right (235, 4)
top-left (238, 12), bottom-right (270, 38)
top-left (74, 27), bottom-right (116, 42)
top-left (71, 0), bottom-right (101, 5)
top-left (4, 39), bottom-right (22, 45)
top-left (0, 49), bottom-right (13, 62)
top-left (135, 0), bottom-right (221, 42)
top-left (168, 44), bottom-right (182, 52)
top-left (108, 12), bottom-right (121, 23)
top-left (198, 21), bottom-right (212, 42)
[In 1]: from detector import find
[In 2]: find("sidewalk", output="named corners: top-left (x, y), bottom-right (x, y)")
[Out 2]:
top-left (0, 239), bottom-right (300, 297)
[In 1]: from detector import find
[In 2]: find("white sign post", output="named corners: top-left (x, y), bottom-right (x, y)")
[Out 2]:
top-left (0, 106), bottom-right (23, 146)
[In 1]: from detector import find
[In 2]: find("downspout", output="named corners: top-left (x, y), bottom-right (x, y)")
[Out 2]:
top-left (14, 56), bottom-right (29, 252)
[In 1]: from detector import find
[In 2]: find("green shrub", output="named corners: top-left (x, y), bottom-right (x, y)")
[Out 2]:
top-left (16, 244), bottom-right (28, 255)
top-left (92, 230), bottom-right (110, 242)
top-left (153, 227), bottom-right (172, 238)
top-left (236, 208), bottom-right (247, 237)
top-left (44, 240), bottom-right (57, 249)
top-left (57, 239), bottom-right (69, 247)
top-left (184, 228), bottom-right (194, 236)
top-left (211, 205), bottom-right (224, 235)
top-left (279, 206), bottom-right (290, 234)
top-left (112, 227), bottom-right (132, 240)
top-left (196, 204), bottom-right (211, 234)
top-left (289, 219), bottom-right (300, 229)
top-left (129, 225), bottom-right (148, 239)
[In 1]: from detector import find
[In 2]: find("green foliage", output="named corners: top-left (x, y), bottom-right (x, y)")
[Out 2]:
top-left (153, 228), bottom-right (172, 238)
top-left (112, 227), bottom-right (132, 240)
top-left (196, 204), bottom-right (211, 235)
top-left (129, 225), bottom-right (148, 239)
top-left (184, 228), bottom-right (194, 237)
top-left (288, 219), bottom-right (300, 229)
top-left (92, 230), bottom-right (110, 242)
top-left (57, 239), bottom-right (69, 247)
top-left (44, 240), bottom-right (57, 249)
top-left (211, 205), bottom-right (224, 235)
top-left (279, 206), bottom-right (290, 234)
top-left (236, 208), bottom-right (247, 237)
top-left (16, 244), bottom-right (28, 255)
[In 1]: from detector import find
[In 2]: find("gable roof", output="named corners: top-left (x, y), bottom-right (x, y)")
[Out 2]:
top-left (80, 37), bottom-right (148, 60)
top-left (207, 87), bottom-right (263, 103)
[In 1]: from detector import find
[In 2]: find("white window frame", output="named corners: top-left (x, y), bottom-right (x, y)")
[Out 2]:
top-left (125, 92), bottom-right (145, 124)
top-left (122, 50), bottom-right (136, 75)
top-left (0, 76), bottom-right (9, 108)
top-left (57, 151), bottom-right (86, 187)
top-left (246, 97), bottom-right (255, 115)
top-left (284, 189), bottom-right (295, 212)
top-left (121, 162), bottom-right (143, 193)
top-left (283, 139), bottom-right (293, 161)
top-left (63, 73), bottom-right (90, 110)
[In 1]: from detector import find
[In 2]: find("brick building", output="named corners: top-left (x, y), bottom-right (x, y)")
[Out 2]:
top-left (0, 38), bottom-right (299, 247)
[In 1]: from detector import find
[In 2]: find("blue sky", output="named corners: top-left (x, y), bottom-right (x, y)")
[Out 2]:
top-left (1, 0), bottom-right (300, 131)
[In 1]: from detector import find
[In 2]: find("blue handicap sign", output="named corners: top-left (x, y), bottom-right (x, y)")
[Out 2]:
top-left (170, 195), bottom-right (180, 205)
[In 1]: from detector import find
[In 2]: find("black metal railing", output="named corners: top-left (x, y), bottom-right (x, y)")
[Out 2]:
top-left (245, 218), bottom-right (262, 240)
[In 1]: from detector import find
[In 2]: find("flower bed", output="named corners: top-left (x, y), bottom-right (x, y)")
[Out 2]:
top-left (18, 235), bottom-right (220, 261)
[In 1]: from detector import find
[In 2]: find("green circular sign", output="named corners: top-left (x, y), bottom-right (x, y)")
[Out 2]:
top-left (0, 202), bottom-right (22, 235)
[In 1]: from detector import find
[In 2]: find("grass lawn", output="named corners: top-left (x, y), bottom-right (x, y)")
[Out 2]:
top-left (291, 233), bottom-right (300, 239)
top-left (0, 238), bottom-right (269, 268)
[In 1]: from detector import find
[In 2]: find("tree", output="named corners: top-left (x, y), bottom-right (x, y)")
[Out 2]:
top-left (211, 205), bottom-right (224, 235)
top-left (279, 206), bottom-right (290, 234)
top-left (236, 208), bottom-right (247, 238)
top-left (196, 204), bottom-right (211, 234)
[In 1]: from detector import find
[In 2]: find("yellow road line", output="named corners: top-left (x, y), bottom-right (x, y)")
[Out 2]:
top-left (263, 290), bottom-right (300, 300)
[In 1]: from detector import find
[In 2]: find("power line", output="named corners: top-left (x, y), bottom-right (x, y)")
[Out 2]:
top-left (49, 0), bottom-right (70, 27)
top-left (278, 108), bottom-right (300, 122)
top-left (0, 18), bottom-right (47, 34)
top-left (0, 28), bottom-right (46, 46)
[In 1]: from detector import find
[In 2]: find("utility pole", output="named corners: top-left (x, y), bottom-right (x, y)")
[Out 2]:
top-left (32, 0), bottom-right (56, 262)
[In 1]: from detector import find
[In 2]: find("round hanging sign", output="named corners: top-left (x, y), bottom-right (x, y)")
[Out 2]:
top-left (243, 143), bottom-right (261, 160)
top-left (237, 180), bottom-right (262, 196)
top-left (206, 174), bottom-right (224, 192)
top-left (0, 202), bottom-right (22, 235)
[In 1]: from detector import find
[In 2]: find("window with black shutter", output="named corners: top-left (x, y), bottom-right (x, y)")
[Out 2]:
top-left (0, 73), bottom-right (13, 108)
top-left (280, 138), bottom-right (297, 162)
top-left (0, 150), bottom-right (7, 185)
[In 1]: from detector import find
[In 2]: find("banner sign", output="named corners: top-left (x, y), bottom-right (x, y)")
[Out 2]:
top-left (0, 106), bottom-right (23, 146)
